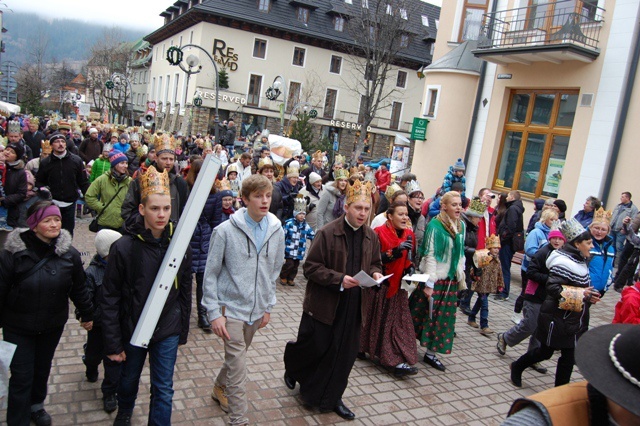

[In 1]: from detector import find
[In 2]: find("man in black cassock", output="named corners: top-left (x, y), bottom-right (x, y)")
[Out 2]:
top-left (283, 181), bottom-right (383, 421)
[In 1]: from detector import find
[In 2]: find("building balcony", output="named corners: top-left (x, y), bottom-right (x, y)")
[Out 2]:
top-left (472, 1), bottom-right (604, 65)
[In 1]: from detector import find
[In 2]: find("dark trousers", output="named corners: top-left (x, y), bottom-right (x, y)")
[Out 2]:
top-left (83, 326), bottom-right (122, 397)
top-left (3, 327), bottom-right (64, 426)
top-left (195, 272), bottom-right (205, 316)
top-left (58, 203), bottom-right (76, 236)
top-left (499, 243), bottom-right (514, 297)
top-left (513, 343), bottom-right (575, 387)
top-left (280, 258), bottom-right (300, 281)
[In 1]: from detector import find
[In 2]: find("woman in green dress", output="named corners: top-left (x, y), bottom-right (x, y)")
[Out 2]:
top-left (409, 191), bottom-right (466, 371)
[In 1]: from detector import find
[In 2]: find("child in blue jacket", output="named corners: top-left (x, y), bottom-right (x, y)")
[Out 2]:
top-left (279, 196), bottom-right (315, 286)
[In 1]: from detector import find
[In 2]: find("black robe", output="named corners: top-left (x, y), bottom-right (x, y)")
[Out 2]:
top-left (284, 222), bottom-right (363, 410)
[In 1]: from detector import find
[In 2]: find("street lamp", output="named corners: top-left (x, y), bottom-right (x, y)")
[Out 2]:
top-left (166, 44), bottom-right (220, 144)
top-left (265, 75), bottom-right (286, 135)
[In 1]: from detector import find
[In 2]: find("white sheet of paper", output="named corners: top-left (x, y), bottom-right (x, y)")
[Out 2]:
top-left (354, 270), bottom-right (393, 288)
top-left (401, 273), bottom-right (430, 283)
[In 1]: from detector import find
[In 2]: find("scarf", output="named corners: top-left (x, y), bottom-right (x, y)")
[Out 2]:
top-left (332, 193), bottom-right (346, 219)
top-left (111, 170), bottom-right (128, 183)
top-left (420, 212), bottom-right (465, 280)
top-left (376, 221), bottom-right (413, 298)
top-left (222, 206), bottom-right (235, 216)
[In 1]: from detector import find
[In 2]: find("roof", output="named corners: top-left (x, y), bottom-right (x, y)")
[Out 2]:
top-left (425, 40), bottom-right (483, 74)
top-left (145, 0), bottom-right (440, 68)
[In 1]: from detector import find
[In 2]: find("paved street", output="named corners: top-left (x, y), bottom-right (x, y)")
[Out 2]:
top-left (1, 217), bottom-right (618, 425)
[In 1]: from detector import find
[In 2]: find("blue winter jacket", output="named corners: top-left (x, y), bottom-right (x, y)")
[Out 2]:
top-left (190, 192), bottom-right (217, 273)
top-left (442, 166), bottom-right (466, 198)
top-left (573, 210), bottom-right (594, 228)
top-left (522, 221), bottom-right (550, 271)
top-left (589, 236), bottom-right (615, 293)
top-left (283, 217), bottom-right (315, 260)
top-left (211, 190), bottom-right (235, 229)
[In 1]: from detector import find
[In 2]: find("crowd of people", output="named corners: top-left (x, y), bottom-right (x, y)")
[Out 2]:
top-left (0, 114), bottom-right (639, 426)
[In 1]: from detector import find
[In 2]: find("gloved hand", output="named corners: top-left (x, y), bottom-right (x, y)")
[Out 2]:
top-left (398, 240), bottom-right (412, 251)
top-left (37, 187), bottom-right (52, 200)
top-left (404, 266), bottom-right (416, 277)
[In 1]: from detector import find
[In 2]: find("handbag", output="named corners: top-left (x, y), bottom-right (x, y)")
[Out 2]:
top-left (88, 187), bottom-right (124, 233)
top-left (558, 285), bottom-right (586, 312)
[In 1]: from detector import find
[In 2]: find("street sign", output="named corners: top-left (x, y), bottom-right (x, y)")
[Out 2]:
top-left (411, 117), bottom-right (428, 141)
top-left (147, 101), bottom-right (157, 111)
top-left (78, 103), bottom-right (90, 116)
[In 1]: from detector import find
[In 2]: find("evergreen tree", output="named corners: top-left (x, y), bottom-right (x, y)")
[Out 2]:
top-left (289, 112), bottom-right (315, 152)
top-left (218, 68), bottom-right (229, 89)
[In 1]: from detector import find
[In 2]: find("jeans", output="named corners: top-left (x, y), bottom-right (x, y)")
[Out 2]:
top-left (460, 289), bottom-right (474, 310)
top-left (513, 343), bottom-right (575, 387)
top-left (499, 243), bottom-right (514, 297)
top-left (83, 326), bottom-right (122, 396)
top-left (117, 335), bottom-right (179, 426)
top-left (610, 230), bottom-right (626, 266)
top-left (468, 293), bottom-right (489, 329)
top-left (58, 203), bottom-right (76, 236)
top-left (3, 327), bottom-right (64, 426)
top-left (503, 300), bottom-right (542, 353)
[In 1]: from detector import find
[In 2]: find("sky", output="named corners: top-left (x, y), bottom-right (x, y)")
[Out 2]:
top-left (8, 0), bottom-right (443, 31)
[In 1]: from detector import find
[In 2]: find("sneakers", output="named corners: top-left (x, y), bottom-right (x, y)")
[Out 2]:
top-left (287, 279), bottom-right (295, 286)
top-left (480, 327), bottom-right (494, 335)
top-left (278, 278), bottom-right (287, 286)
top-left (530, 363), bottom-right (548, 374)
top-left (494, 295), bottom-right (509, 301)
top-left (113, 409), bottom-right (133, 426)
top-left (496, 333), bottom-right (507, 355)
top-left (30, 409), bottom-right (52, 426)
top-left (211, 384), bottom-right (229, 413)
top-left (467, 320), bottom-right (479, 328)
top-left (103, 394), bottom-right (117, 413)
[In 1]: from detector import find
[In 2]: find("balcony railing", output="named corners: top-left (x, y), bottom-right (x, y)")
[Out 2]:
top-left (476, 0), bottom-right (604, 52)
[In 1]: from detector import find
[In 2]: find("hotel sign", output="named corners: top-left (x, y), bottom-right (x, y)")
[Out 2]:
top-left (213, 39), bottom-right (239, 71)
top-left (330, 119), bottom-right (372, 132)
top-left (194, 89), bottom-right (247, 106)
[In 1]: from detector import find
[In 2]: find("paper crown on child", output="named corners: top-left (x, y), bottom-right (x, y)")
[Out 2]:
top-left (334, 154), bottom-right (346, 165)
top-left (203, 139), bottom-right (212, 150)
top-left (41, 140), bottom-right (52, 155)
top-left (258, 157), bottom-right (274, 170)
top-left (226, 163), bottom-right (238, 175)
top-left (384, 183), bottom-right (402, 201)
top-left (404, 180), bottom-right (422, 196)
top-left (334, 168), bottom-right (350, 181)
top-left (591, 207), bottom-right (613, 227)
top-left (312, 150), bottom-right (323, 161)
top-left (215, 178), bottom-right (232, 192)
top-left (485, 234), bottom-right (501, 249)
top-left (293, 194), bottom-right (307, 215)
top-left (560, 218), bottom-right (587, 243)
top-left (156, 134), bottom-right (176, 155)
top-left (7, 120), bottom-right (21, 134)
top-left (466, 198), bottom-right (487, 218)
top-left (140, 166), bottom-right (170, 199)
top-left (346, 179), bottom-right (373, 205)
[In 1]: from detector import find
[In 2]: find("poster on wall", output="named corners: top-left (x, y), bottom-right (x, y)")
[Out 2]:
top-left (390, 146), bottom-right (410, 175)
top-left (542, 158), bottom-right (565, 196)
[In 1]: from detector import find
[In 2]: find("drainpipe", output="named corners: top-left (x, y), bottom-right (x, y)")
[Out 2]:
top-left (463, 0), bottom-right (499, 164)
top-left (601, 14), bottom-right (640, 207)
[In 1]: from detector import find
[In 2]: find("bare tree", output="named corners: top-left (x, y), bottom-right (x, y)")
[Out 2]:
top-left (343, 0), bottom-right (416, 160)
top-left (15, 31), bottom-right (49, 115)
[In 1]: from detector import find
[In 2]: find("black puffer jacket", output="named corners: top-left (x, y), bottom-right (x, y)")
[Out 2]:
top-left (524, 243), bottom-right (555, 304)
top-left (35, 150), bottom-right (89, 203)
top-left (77, 254), bottom-right (107, 326)
top-left (0, 228), bottom-right (93, 334)
top-left (498, 198), bottom-right (524, 245)
top-left (99, 216), bottom-right (192, 355)
top-left (2, 160), bottom-right (27, 227)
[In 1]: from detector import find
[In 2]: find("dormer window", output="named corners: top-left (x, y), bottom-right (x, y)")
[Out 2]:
top-left (258, 0), bottom-right (271, 12)
top-left (421, 15), bottom-right (429, 26)
top-left (400, 8), bottom-right (407, 19)
top-left (333, 16), bottom-right (345, 31)
top-left (362, 0), bottom-right (368, 8)
top-left (400, 34), bottom-right (409, 48)
top-left (386, 4), bottom-right (393, 15)
top-left (297, 7), bottom-right (310, 23)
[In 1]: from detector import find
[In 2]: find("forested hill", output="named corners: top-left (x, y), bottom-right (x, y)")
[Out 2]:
top-left (2, 12), bottom-right (146, 65)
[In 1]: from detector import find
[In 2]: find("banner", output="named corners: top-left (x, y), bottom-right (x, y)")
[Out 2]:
top-left (390, 145), bottom-right (410, 174)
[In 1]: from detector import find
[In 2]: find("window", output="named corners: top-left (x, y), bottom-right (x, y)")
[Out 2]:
top-left (258, 0), bottom-right (271, 12)
top-left (333, 16), bottom-right (345, 31)
top-left (297, 7), bottom-right (310, 23)
top-left (345, 0), bottom-right (352, 3)
top-left (164, 75), bottom-right (170, 105)
top-left (151, 77), bottom-right (157, 100)
top-left (293, 47), bottom-right (306, 67)
top-left (253, 38), bottom-right (267, 59)
top-left (435, 19), bottom-right (439, 29)
top-left (400, 34), bottom-right (409, 48)
top-left (396, 70), bottom-right (407, 88)
top-left (362, 0), bottom-right (368, 8)
top-left (400, 8), bottom-right (407, 19)
top-left (459, 0), bottom-right (488, 42)
top-left (286, 82), bottom-right (301, 113)
top-left (494, 89), bottom-right (579, 198)
top-left (390, 102), bottom-right (402, 130)
top-left (173, 73), bottom-right (180, 105)
top-left (324, 89), bottom-right (338, 119)
top-left (330, 55), bottom-right (342, 74)
top-left (425, 86), bottom-right (439, 118)
top-left (247, 74), bottom-right (262, 106)
top-left (386, 4), bottom-right (393, 15)
top-left (421, 15), bottom-right (429, 26)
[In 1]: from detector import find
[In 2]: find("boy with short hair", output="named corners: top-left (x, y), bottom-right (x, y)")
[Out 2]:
top-left (279, 194), bottom-right (315, 286)
top-left (100, 166), bottom-right (192, 426)
top-left (202, 174), bottom-right (285, 425)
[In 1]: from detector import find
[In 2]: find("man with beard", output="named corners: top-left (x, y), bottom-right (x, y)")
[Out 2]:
top-left (79, 128), bottom-right (104, 164)
top-left (56, 121), bottom-right (79, 155)
top-left (284, 179), bottom-right (383, 421)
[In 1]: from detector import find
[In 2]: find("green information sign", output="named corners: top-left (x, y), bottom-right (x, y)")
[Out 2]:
top-left (411, 117), bottom-right (429, 140)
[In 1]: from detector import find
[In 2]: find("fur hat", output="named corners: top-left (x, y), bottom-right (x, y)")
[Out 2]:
top-left (95, 229), bottom-right (122, 258)
top-left (485, 234), bottom-right (501, 249)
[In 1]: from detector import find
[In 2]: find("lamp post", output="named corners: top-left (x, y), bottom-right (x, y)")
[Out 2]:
top-left (166, 44), bottom-right (220, 145)
top-left (265, 75), bottom-right (286, 135)
top-left (286, 101), bottom-right (317, 136)
top-left (104, 72), bottom-right (133, 125)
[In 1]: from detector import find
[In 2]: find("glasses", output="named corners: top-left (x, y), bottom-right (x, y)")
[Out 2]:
top-left (410, 195), bottom-right (425, 199)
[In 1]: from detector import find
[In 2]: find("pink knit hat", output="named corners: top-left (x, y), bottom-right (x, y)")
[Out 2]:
top-left (548, 229), bottom-right (566, 242)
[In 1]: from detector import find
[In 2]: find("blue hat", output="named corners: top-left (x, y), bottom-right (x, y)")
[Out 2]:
top-left (453, 158), bottom-right (466, 171)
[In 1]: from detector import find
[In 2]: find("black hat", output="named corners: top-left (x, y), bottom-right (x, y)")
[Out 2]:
top-left (48, 131), bottom-right (66, 143)
top-left (575, 324), bottom-right (640, 417)
top-left (553, 199), bottom-right (567, 213)
top-left (6, 142), bottom-right (24, 160)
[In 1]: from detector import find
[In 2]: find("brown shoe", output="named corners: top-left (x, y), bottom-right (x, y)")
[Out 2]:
top-left (211, 384), bottom-right (229, 413)
top-left (467, 321), bottom-right (479, 328)
top-left (287, 279), bottom-right (295, 286)
top-left (480, 327), bottom-right (494, 336)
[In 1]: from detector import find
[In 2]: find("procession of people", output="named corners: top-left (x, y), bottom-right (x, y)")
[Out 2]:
top-left (0, 115), bottom-right (638, 426)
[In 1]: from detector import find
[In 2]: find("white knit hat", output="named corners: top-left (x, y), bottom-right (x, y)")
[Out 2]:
top-left (95, 229), bottom-right (122, 258)
top-left (309, 172), bottom-right (322, 185)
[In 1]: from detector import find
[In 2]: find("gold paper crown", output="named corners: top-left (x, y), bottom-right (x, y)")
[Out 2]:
top-left (7, 120), bottom-right (21, 134)
top-left (467, 198), bottom-right (488, 217)
top-left (157, 134), bottom-right (176, 153)
top-left (312, 150), bottom-right (323, 161)
top-left (334, 154), bottom-right (346, 165)
top-left (485, 234), bottom-right (501, 249)
top-left (30, 117), bottom-right (40, 126)
top-left (334, 168), bottom-right (350, 180)
top-left (203, 139), bottom-right (212, 150)
top-left (41, 140), bottom-right (52, 155)
top-left (140, 166), bottom-right (170, 199)
top-left (346, 179), bottom-right (373, 205)
top-left (384, 183), bottom-right (402, 201)
top-left (258, 157), bottom-right (274, 169)
top-left (591, 207), bottom-right (613, 227)
top-left (227, 163), bottom-right (238, 175)
top-left (293, 194), bottom-right (307, 213)
top-left (215, 178), bottom-right (232, 192)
